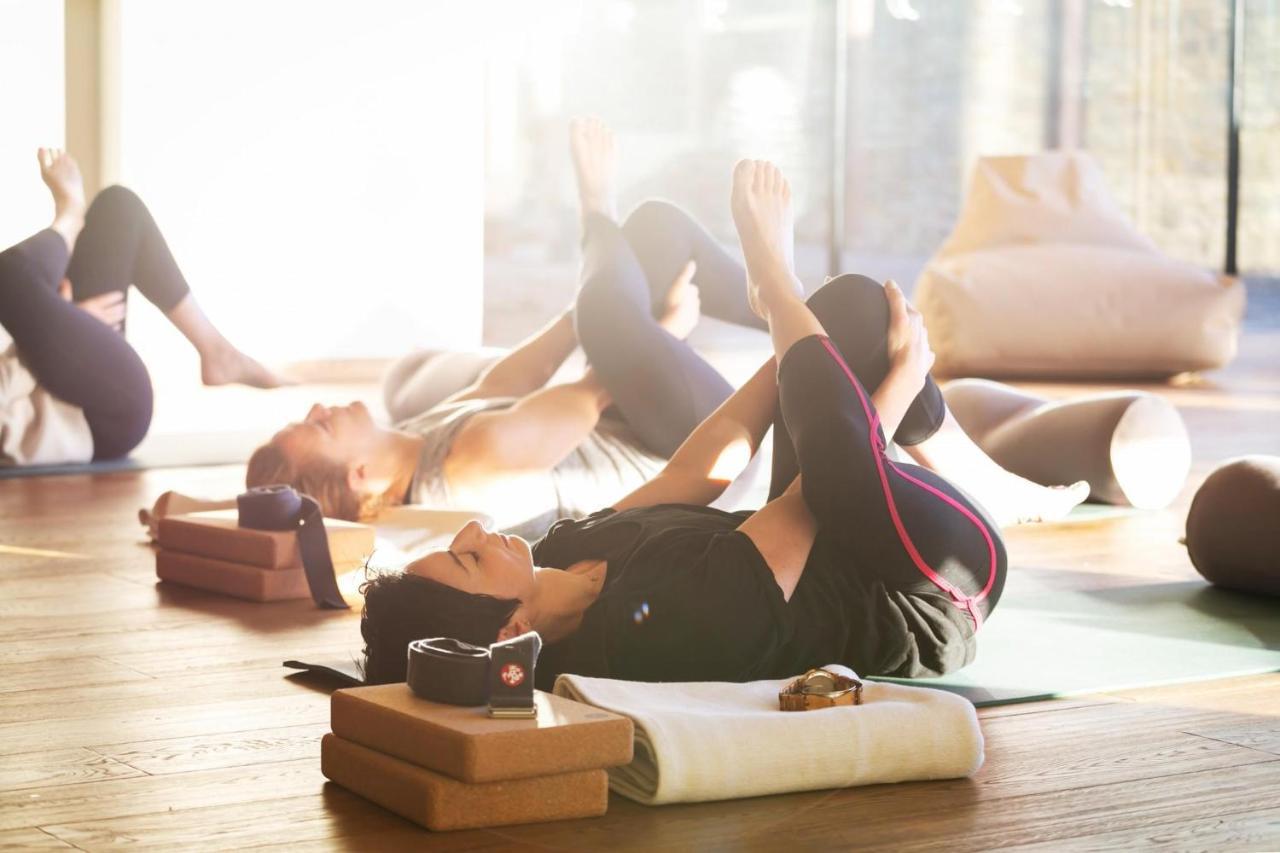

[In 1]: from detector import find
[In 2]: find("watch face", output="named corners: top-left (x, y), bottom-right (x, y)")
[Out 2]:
top-left (801, 671), bottom-right (838, 694)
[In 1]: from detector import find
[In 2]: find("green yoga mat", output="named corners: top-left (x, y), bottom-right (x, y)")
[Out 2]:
top-left (876, 569), bottom-right (1280, 706)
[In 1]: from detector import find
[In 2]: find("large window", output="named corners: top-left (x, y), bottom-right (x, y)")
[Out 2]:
top-left (115, 0), bottom-right (485, 378)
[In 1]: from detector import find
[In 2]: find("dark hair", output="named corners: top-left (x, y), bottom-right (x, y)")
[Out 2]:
top-left (359, 571), bottom-right (520, 684)
top-left (246, 441), bottom-right (363, 521)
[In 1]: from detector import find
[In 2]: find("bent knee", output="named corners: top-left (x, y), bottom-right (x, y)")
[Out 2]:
top-left (808, 273), bottom-right (884, 307)
top-left (88, 387), bottom-right (154, 460)
top-left (88, 185), bottom-right (147, 219)
top-left (807, 273), bottom-right (890, 327)
top-left (621, 198), bottom-right (688, 236)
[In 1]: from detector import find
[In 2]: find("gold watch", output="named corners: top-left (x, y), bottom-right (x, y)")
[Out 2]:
top-left (778, 668), bottom-right (863, 712)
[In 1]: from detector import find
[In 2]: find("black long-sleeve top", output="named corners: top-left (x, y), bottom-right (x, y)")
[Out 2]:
top-left (531, 504), bottom-right (979, 691)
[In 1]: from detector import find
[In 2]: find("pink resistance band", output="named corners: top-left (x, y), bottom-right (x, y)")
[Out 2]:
top-left (818, 337), bottom-right (998, 630)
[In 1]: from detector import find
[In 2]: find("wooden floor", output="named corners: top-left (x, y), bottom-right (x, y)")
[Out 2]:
top-left (2, 330), bottom-right (1278, 851)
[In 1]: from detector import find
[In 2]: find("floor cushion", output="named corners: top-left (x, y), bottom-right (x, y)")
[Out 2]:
top-left (915, 152), bottom-right (1245, 379)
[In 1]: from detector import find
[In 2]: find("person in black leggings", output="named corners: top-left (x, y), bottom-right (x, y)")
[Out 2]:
top-left (355, 158), bottom-right (1027, 686)
top-left (0, 149), bottom-right (286, 463)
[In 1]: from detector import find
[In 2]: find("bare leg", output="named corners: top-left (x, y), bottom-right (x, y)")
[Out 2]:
top-left (162, 293), bottom-right (293, 387)
top-left (62, 177), bottom-right (292, 389)
top-left (569, 116), bottom-right (618, 222)
top-left (903, 410), bottom-right (1089, 526)
top-left (37, 148), bottom-right (86, 251)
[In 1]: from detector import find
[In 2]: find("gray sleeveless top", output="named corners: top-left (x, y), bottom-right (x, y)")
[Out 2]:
top-left (398, 397), bottom-right (665, 539)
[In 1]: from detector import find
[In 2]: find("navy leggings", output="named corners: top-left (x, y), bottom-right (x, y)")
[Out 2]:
top-left (574, 202), bottom-right (948, 465)
top-left (775, 276), bottom-right (1007, 629)
top-left (0, 186), bottom-right (189, 459)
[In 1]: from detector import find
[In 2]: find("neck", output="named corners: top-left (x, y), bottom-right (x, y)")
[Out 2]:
top-left (522, 563), bottom-right (604, 643)
top-left (375, 429), bottom-right (425, 506)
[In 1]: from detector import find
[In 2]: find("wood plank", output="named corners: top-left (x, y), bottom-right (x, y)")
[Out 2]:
top-left (0, 748), bottom-right (145, 792)
top-left (41, 788), bottom-right (514, 845)
top-left (1184, 723), bottom-right (1280, 757)
top-left (0, 665), bottom-right (318, 723)
top-left (0, 656), bottom-right (153, 695)
top-left (1002, 806), bottom-right (1280, 852)
top-left (92, 723), bottom-right (329, 775)
top-left (0, 696), bottom-right (327, 758)
top-left (0, 828), bottom-right (76, 850)
top-left (0, 759), bottom-right (319, 832)
top-left (100, 641), bottom-right (359, 679)
top-left (976, 702), bottom-right (1279, 796)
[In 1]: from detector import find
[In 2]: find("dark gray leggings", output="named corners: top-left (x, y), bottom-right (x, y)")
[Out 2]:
top-left (0, 186), bottom-right (190, 459)
top-left (575, 200), bottom-right (764, 458)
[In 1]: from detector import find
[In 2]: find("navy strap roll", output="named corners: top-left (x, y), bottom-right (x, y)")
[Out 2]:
top-left (237, 484), bottom-right (349, 609)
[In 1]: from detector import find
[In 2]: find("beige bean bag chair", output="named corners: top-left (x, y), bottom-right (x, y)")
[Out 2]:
top-left (915, 152), bottom-right (1246, 379)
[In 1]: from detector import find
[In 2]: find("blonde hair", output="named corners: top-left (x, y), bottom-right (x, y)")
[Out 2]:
top-left (245, 441), bottom-right (372, 521)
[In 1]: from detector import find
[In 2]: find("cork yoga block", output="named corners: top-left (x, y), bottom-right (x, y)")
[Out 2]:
top-left (321, 734), bottom-right (609, 831)
top-left (155, 550), bottom-right (310, 602)
top-left (157, 509), bottom-right (374, 570)
top-left (330, 684), bottom-right (633, 783)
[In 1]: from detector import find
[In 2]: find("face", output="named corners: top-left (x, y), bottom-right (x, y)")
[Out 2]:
top-left (405, 520), bottom-right (535, 601)
top-left (274, 401), bottom-right (380, 467)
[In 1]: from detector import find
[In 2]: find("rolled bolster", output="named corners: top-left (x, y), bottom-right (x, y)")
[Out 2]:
top-left (407, 638), bottom-right (491, 706)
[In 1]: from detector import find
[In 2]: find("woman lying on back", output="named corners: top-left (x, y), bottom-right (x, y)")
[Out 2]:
top-left (358, 159), bottom-right (1089, 687)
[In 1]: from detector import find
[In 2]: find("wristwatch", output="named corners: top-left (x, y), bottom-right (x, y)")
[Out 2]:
top-left (778, 668), bottom-right (864, 712)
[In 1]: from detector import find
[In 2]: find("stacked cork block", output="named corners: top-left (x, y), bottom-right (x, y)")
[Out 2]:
top-left (322, 683), bottom-right (634, 831)
top-left (154, 510), bottom-right (374, 601)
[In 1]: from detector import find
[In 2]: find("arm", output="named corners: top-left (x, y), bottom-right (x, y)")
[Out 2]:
top-left (447, 309), bottom-right (579, 403)
top-left (443, 369), bottom-right (611, 486)
top-left (612, 356), bottom-right (778, 511)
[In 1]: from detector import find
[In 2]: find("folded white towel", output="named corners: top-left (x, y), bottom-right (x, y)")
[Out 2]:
top-left (553, 665), bottom-right (983, 805)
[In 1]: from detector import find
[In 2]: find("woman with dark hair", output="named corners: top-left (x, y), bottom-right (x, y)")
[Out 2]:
top-left (0, 149), bottom-right (285, 465)
top-left (359, 159), bottom-right (1091, 687)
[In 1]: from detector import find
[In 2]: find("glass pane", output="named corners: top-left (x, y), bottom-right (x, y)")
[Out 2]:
top-left (484, 0), bottom-right (835, 343)
top-left (0, 0), bottom-right (64, 249)
top-left (1080, 0), bottom-right (1231, 268)
top-left (839, 0), bottom-right (1238, 280)
top-left (840, 0), bottom-right (1055, 284)
top-left (1240, 0), bottom-right (1280, 275)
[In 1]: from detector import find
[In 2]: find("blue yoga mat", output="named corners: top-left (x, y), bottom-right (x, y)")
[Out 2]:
top-left (0, 429), bottom-right (262, 478)
top-left (877, 568), bottom-right (1280, 706)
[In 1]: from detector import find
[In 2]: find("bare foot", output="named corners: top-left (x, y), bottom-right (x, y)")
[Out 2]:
top-left (38, 147), bottom-right (87, 248)
top-left (200, 344), bottom-right (295, 389)
top-left (993, 479), bottom-right (1091, 526)
top-left (569, 116), bottom-right (618, 221)
top-left (729, 159), bottom-right (803, 319)
top-left (658, 260), bottom-right (701, 340)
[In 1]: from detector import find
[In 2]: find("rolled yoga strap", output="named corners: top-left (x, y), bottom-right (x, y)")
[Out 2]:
top-left (237, 485), bottom-right (349, 609)
top-left (407, 637), bottom-right (491, 706)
